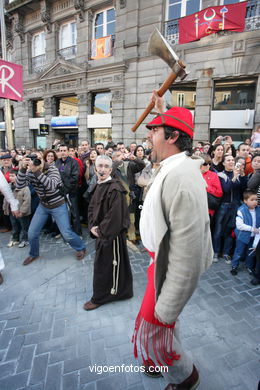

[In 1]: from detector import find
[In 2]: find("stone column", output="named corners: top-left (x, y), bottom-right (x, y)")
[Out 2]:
top-left (14, 100), bottom-right (33, 148)
top-left (111, 89), bottom-right (124, 143)
top-left (44, 97), bottom-right (56, 148)
top-left (78, 92), bottom-right (91, 143)
top-left (194, 68), bottom-right (214, 142)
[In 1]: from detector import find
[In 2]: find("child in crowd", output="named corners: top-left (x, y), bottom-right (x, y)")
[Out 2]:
top-left (3, 170), bottom-right (31, 248)
top-left (231, 189), bottom-right (260, 275)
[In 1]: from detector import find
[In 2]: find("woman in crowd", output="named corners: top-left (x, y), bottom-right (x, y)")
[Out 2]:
top-left (200, 154), bottom-right (223, 222)
top-left (212, 154), bottom-right (247, 263)
top-left (83, 149), bottom-right (99, 219)
top-left (133, 145), bottom-right (152, 240)
top-left (247, 153), bottom-right (260, 205)
top-left (210, 144), bottom-right (225, 172)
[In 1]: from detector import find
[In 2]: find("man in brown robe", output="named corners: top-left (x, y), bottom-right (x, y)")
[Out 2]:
top-left (83, 155), bottom-right (133, 310)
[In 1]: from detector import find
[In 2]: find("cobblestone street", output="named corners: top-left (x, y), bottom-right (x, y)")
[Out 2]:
top-left (0, 230), bottom-right (259, 390)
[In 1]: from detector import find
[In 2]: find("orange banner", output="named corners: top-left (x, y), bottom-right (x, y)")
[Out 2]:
top-left (91, 36), bottom-right (112, 60)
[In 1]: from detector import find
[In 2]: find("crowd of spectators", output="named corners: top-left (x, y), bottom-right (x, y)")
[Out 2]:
top-left (0, 125), bottom-right (260, 286)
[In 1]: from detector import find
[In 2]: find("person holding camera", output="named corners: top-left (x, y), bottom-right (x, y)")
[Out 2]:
top-left (16, 153), bottom-right (86, 266)
top-left (212, 154), bottom-right (247, 263)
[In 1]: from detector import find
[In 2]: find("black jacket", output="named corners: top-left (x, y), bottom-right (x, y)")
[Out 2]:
top-left (55, 157), bottom-right (79, 195)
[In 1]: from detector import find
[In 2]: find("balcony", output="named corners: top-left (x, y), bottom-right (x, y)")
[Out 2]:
top-left (31, 54), bottom-right (47, 73)
top-left (57, 45), bottom-right (77, 61)
top-left (164, 0), bottom-right (260, 45)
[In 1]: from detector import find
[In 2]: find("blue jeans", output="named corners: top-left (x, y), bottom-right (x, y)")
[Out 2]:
top-left (212, 203), bottom-right (235, 256)
top-left (231, 237), bottom-right (255, 269)
top-left (28, 203), bottom-right (86, 257)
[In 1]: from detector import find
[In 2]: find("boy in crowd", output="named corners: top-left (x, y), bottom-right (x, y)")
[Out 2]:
top-left (4, 170), bottom-right (31, 248)
top-left (231, 189), bottom-right (260, 275)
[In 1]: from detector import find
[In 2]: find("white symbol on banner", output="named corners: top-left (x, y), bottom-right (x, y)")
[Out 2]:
top-left (203, 8), bottom-right (216, 21)
top-left (0, 65), bottom-right (21, 98)
top-left (220, 7), bottom-right (228, 30)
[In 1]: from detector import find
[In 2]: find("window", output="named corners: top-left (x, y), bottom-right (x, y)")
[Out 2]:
top-left (32, 100), bottom-right (45, 118)
top-left (166, 0), bottom-right (200, 20)
top-left (177, 93), bottom-right (185, 107)
top-left (213, 79), bottom-right (256, 110)
top-left (169, 83), bottom-right (196, 109)
top-left (59, 21), bottom-right (77, 59)
top-left (56, 96), bottom-right (78, 116)
top-left (94, 8), bottom-right (115, 39)
top-left (31, 31), bottom-right (46, 72)
top-left (92, 92), bottom-right (112, 114)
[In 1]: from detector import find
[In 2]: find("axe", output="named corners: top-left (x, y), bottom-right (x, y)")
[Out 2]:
top-left (131, 28), bottom-right (188, 132)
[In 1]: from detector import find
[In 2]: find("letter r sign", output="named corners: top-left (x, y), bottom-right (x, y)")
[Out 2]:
top-left (0, 59), bottom-right (23, 101)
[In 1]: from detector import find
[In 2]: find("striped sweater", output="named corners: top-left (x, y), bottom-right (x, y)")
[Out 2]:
top-left (16, 163), bottom-right (65, 209)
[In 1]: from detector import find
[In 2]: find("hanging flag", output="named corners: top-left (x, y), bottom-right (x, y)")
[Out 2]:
top-left (0, 59), bottom-right (23, 101)
top-left (91, 36), bottom-right (113, 60)
top-left (179, 1), bottom-right (247, 44)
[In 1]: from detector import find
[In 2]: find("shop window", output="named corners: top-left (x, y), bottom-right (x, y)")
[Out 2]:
top-left (213, 79), bottom-right (256, 110)
top-left (59, 21), bottom-right (77, 60)
top-left (56, 96), bottom-right (78, 116)
top-left (0, 109), bottom-right (4, 122)
top-left (31, 31), bottom-right (46, 72)
top-left (92, 92), bottom-right (112, 114)
top-left (32, 100), bottom-right (45, 118)
top-left (169, 83), bottom-right (196, 109)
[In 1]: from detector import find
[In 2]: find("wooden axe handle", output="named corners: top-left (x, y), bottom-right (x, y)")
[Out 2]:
top-left (131, 71), bottom-right (179, 132)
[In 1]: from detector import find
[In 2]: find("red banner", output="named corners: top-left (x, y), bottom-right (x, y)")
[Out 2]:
top-left (0, 59), bottom-right (23, 101)
top-left (179, 2), bottom-right (247, 44)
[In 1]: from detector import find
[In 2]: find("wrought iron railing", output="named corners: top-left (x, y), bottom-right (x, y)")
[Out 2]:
top-left (57, 45), bottom-right (77, 60)
top-left (31, 54), bottom-right (47, 73)
top-left (164, 0), bottom-right (260, 44)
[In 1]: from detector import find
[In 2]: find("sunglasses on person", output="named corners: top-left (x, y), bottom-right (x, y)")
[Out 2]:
top-left (202, 162), bottom-right (210, 166)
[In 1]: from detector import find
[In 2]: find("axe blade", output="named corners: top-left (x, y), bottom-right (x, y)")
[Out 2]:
top-left (148, 28), bottom-right (187, 80)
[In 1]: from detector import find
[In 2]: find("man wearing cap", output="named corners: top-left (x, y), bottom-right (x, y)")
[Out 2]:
top-left (132, 91), bottom-right (213, 390)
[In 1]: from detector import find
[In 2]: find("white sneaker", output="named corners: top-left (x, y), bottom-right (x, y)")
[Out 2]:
top-left (222, 255), bottom-right (231, 264)
top-left (7, 240), bottom-right (20, 248)
top-left (213, 254), bottom-right (219, 263)
top-left (18, 240), bottom-right (29, 248)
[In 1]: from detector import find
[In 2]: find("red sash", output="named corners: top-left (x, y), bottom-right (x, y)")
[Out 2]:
top-left (132, 251), bottom-right (180, 366)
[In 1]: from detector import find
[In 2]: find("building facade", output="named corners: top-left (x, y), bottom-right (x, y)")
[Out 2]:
top-left (0, 0), bottom-right (259, 149)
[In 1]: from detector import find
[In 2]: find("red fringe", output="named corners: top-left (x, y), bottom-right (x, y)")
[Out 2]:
top-left (132, 311), bottom-right (180, 367)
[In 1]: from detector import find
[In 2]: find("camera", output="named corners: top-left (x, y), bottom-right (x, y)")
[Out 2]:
top-left (235, 162), bottom-right (241, 169)
top-left (26, 154), bottom-right (41, 166)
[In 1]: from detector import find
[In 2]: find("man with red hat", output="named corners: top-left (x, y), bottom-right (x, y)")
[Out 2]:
top-left (132, 91), bottom-right (213, 390)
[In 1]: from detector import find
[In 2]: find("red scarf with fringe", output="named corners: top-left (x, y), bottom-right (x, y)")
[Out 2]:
top-left (132, 251), bottom-right (180, 366)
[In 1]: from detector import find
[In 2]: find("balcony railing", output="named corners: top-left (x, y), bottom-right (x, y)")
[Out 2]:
top-left (57, 45), bottom-right (77, 60)
top-left (164, 0), bottom-right (260, 44)
top-left (31, 54), bottom-right (47, 73)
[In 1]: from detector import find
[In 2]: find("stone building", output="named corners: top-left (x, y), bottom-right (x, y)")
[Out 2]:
top-left (0, 0), bottom-right (259, 149)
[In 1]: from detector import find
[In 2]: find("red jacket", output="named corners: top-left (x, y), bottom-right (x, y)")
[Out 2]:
top-left (202, 170), bottom-right (223, 216)
top-left (73, 157), bottom-right (83, 186)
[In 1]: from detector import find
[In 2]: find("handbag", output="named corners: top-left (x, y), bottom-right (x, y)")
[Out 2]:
top-left (207, 192), bottom-right (222, 210)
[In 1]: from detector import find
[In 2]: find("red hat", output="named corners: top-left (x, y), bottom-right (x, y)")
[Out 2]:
top-left (146, 106), bottom-right (194, 139)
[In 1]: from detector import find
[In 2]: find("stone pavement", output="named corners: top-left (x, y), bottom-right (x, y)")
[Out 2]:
top-left (0, 229), bottom-right (259, 390)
